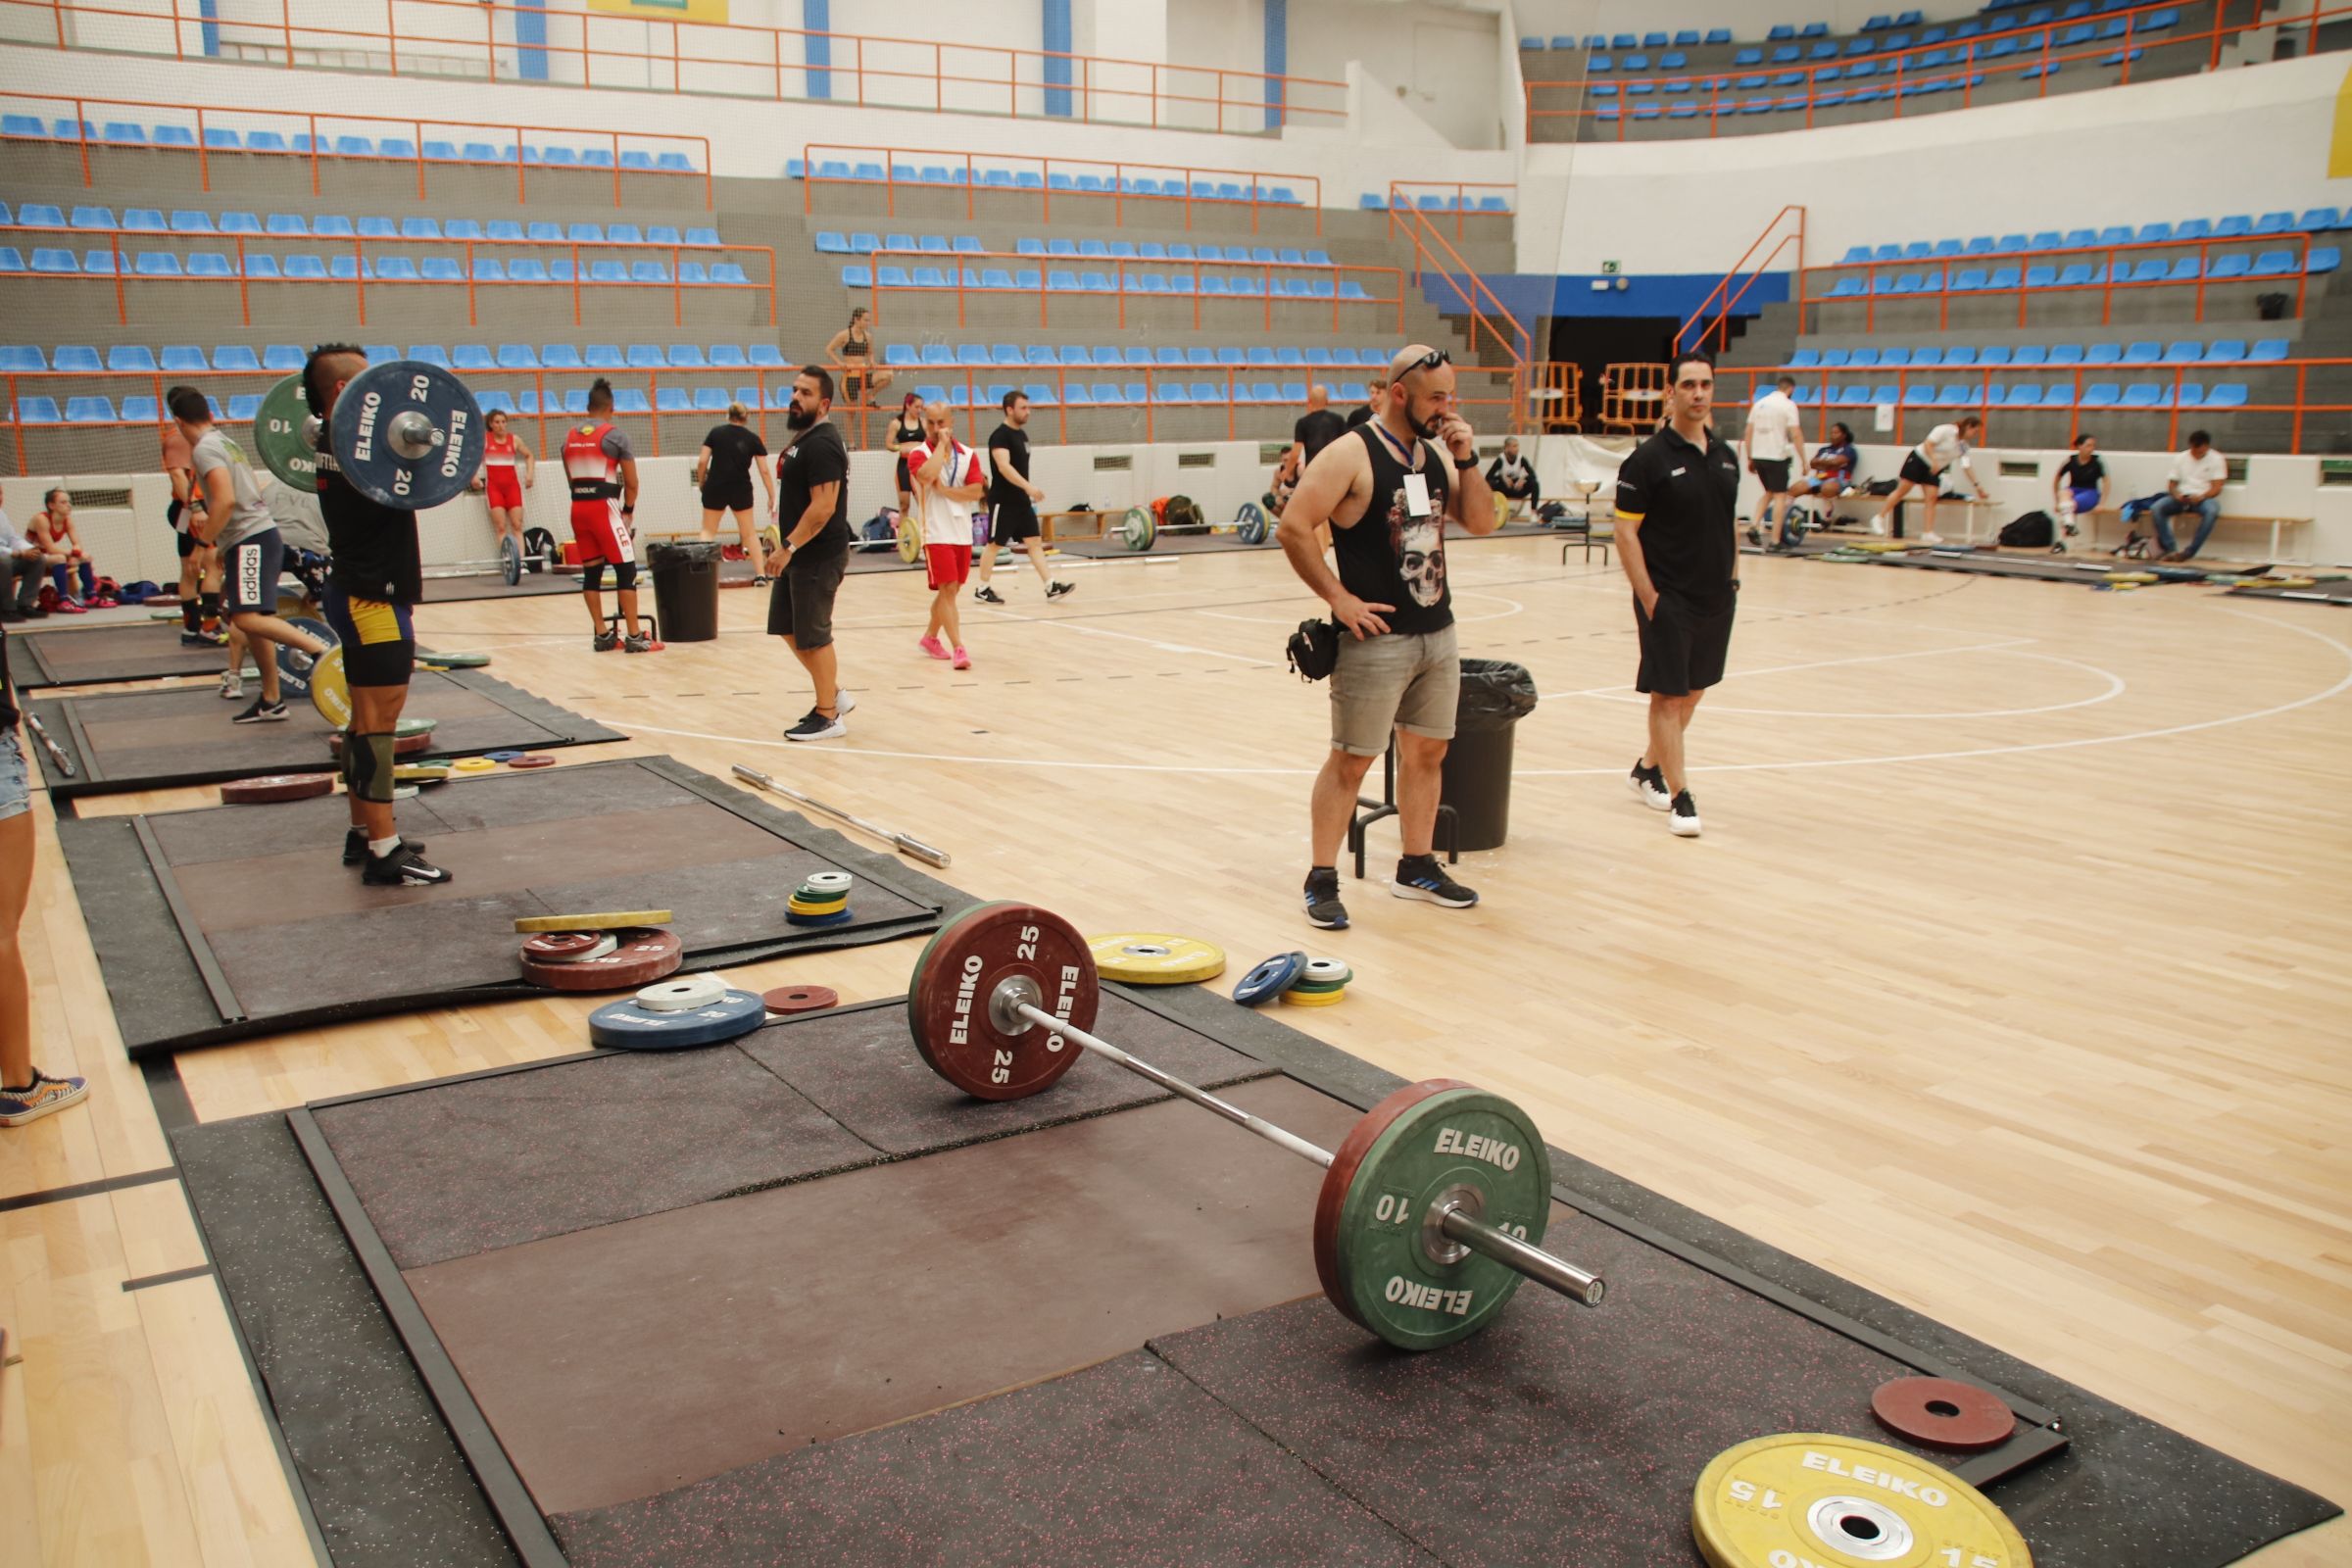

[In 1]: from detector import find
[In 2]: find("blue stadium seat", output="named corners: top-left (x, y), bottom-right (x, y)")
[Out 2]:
top-left (65, 396), bottom-right (117, 423)
top-left (585, 345), bottom-right (628, 369)
top-left (2082, 343), bottom-right (2123, 366)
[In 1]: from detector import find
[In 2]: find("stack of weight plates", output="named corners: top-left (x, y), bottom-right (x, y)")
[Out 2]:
top-left (589, 973), bottom-right (767, 1052)
top-left (787, 870), bottom-right (855, 928)
top-left (514, 908), bottom-right (682, 992)
top-left (1281, 956), bottom-right (1351, 1007)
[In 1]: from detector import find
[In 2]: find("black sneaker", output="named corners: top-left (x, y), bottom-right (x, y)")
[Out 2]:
top-left (1744, 524), bottom-right (1763, 549)
top-left (1627, 759), bottom-right (1670, 810)
top-left (593, 628), bottom-right (620, 652)
top-left (1303, 866), bottom-right (1349, 930)
top-left (972, 584), bottom-right (1005, 606)
top-left (1045, 580), bottom-right (1075, 600)
top-left (1670, 790), bottom-right (1702, 838)
top-left (361, 840), bottom-right (453, 886)
top-left (784, 708), bottom-right (847, 742)
top-left (231, 696), bottom-right (288, 724)
top-left (1393, 855), bottom-right (1478, 908)
top-left (623, 632), bottom-right (655, 653)
top-left (346, 828), bottom-right (425, 866)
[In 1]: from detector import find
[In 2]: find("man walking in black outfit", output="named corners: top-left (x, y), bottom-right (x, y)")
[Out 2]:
top-left (1613, 351), bottom-right (1740, 840)
top-left (1278, 344), bottom-right (1495, 931)
top-left (974, 391), bottom-right (1072, 605)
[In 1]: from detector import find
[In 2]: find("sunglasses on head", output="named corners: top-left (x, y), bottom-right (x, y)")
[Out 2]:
top-left (1390, 348), bottom-right (1451, 377)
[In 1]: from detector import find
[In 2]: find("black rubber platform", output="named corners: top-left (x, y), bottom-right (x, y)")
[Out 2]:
top-left (1864, 549), bottom-right (2230, 587)
top-left (11, 618), bottom-right (259, 689)
top-left (1052, 518), bottom-right (1556, 561)
top-left (24, 666), bottom-right (623, 798)
top-left (2226, 579), bottom-right (2352, 605)
top-left (56, 755), bottom-right (951, 1056)
top-left (172, 981), bottom-right (2340, 1568)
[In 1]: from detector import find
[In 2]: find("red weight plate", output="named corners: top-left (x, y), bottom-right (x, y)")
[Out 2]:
top-left (508, 755), bottom-right (558, 769)
top-left (1870, 1377), bottom-right (2018, 1451)
top-left (905, 901), bottom-right (1099, 1102)
top-left (763, 984), bottom-right (839, 1014)
top-left (329, 732), bottom-right (433, 759)
top-left (521, 931), bottom-right (615, 961)
top-left (1311, 1078), bottom-right (1475, 1334)
top-left (519, 928), bottom-right (682, 993)
top-left (219, 773), bottom-right (338, 805)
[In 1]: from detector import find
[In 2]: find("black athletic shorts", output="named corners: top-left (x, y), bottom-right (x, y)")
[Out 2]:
top-left (176, 526), bottom-right (199, 560)
top-left (701, 483), bottom-right (756, 514)
top-left (1751, 459), bottom-right (1792, 493)
top-left (991, 497), bottom-right (1041, 545)
top-left (322, 583), bottom-right (417, 689)
top-left (1899, 453), bottom-right (1944, 488)
top-left (1634, 588), bottom-right (1736, 698)
top-left (766, 543), bottom-right (847, 651)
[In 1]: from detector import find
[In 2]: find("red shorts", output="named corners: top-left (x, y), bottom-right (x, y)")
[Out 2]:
top-left (569, 497), bottom-right (633, 566)
top-left (924, 543), bottom-right (969, 591)
top-left (484, 468), bottom-right (523, 510)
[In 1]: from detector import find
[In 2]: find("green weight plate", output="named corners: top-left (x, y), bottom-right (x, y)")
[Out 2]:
top-left (1120, 505), bottom-right (1155, 552)
top-left (255, 373), bottom-right (320, 494)
top-left (1285, 977), bottom-right (1348, 996)
top-left (1690, 1433), bottom-right (2033, 1568)
top-left (416, 650), bottom-right (491, 668)
top-left (1301, 957), bottom-right (1352, 986)
top-left (394, 716), bottom-right (436, 738)
top-left (1314, 1081), bottom-right (1551, 1351)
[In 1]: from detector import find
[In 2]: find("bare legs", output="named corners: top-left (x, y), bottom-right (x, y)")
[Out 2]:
top-left (1641, 691), bottom-right (1704, 797)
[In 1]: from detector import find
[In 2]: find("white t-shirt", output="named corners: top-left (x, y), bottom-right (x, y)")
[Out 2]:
top-left (1747, 390), bottom-right (1802, 463)
top-left (912, 438), bottom-right (985, 550)
top-left (1915, 424), bottom-right (1974, 473)
top-left (2169, 448), bottom-right (2228, 504)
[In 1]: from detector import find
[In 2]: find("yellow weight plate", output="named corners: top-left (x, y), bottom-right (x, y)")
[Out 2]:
top-left (1691, 1433), bottom-right (2031, 1568)
top-left (514, 908), bottom-right (674, 934)
top-left (789, 897), bottom-right (850, 915)
top-left (1851, 540), bottom-right (1913, 553)
top-left (451, 757), bottom-right (500, 774)
top-left (394, 763), bottom-right (452, 785)
top-left (2251, 576), bottom-right (2318, 590)
top-left (2105, 571), bottom-right (2158, 584)
top-left (309, 643), bottom-right (351, 729)
top-left (1087, 932), bottom-right (1226, 985)
top-left (1279, 986), bottom-right (1347, 1006)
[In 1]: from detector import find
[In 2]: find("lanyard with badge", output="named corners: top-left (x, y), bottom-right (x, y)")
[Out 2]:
top-left (1373, 421), bottom-right (1434, 518)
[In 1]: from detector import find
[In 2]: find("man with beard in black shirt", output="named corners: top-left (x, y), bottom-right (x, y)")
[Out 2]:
top-left (768, 366), bottom-right (858, 741)
top-left (306, 344), bottom-right (452, 886)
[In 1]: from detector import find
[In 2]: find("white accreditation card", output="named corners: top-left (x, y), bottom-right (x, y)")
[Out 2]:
top-left (1402, 471), bottom-right (1432, 516)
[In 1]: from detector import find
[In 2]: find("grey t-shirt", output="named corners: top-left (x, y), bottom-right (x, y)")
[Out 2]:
top-left (191, 428), bottom-right (275, 551)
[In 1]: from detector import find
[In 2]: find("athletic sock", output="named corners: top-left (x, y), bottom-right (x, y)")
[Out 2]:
top-left (368, 835), bottom-right (402, 858)
top-left (182, 601), bottom-right (199, 630)
top-left (200, 591), bottom-right (220, 632)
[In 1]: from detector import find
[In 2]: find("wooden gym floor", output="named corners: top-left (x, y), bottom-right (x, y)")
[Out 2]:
top-left (4, 536), bottom-right (2347, 1565)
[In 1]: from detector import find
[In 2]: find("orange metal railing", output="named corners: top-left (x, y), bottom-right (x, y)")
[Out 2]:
top-left (2, 90), bottom-right (711, 209)
top-left (1680, 206), bottom-right (1807, 357)
top-left (5, 223), bottom-right (776, 329)
top-left (802, 146), bottom-right (1324, 235)
top-left (858, 248), bottom-right (1402, 336)
top-left (1803, 231), bottom-right (2325, 331)
top-left (1386, 203), bottom-right (1531, 434)
top-left (1526, 1), bottom-right (2347, 142)
top-left (8, 0), bottom-right (1346, 137)
top-left (1711, 357), bottom-right (2352, 456)
top-left (1383, 182), bottom-right (1519, 243)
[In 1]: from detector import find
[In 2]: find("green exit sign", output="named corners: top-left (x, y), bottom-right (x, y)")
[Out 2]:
top-left (1600, 261), bottom-right (1620, 275)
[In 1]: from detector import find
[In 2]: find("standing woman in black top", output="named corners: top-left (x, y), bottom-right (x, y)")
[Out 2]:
top-left (885, 392), bottom-right (925, 527)
top-left (693, 403), bottom-right (775, 581)
top-left (0, 620), bottom-right (91, 1126)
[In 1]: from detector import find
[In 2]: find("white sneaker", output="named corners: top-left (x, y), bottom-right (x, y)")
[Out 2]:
top-left (834, 690), bottom-right (858, 716)
top-left (1669, 789), bottom-right (1702, 839)
top-left (1921, 530), bottom-right (1945, 547)
top-left (1868, 514), bottom-right (1886, 536)
top-left (220, 670), bottom-right (244, 701)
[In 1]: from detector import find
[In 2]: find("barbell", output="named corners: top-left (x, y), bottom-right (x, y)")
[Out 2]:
top-left (253, 359), bottom-right (485, 514)
top-left (905, 901), bottom-right (1605, 1351)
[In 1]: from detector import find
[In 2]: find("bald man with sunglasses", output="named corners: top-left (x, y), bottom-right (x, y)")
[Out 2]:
top-left (1278, 344), bottom-right (1495, 931)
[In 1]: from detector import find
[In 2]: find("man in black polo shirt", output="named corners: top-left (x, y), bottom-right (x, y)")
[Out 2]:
top-left (768, 366), bottom-right (857, 741)
top-left (1613, 350), bottom-right (1740, 840)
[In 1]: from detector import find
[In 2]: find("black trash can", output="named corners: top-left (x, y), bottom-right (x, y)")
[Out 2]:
top-left (647, 539), bottom-right (723, 643)
top-left (1442, 658), bottom-right (1538, 851)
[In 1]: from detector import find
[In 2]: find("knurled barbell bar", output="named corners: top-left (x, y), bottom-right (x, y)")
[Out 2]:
top-left (905, 901), bottom-right (1605, 1352)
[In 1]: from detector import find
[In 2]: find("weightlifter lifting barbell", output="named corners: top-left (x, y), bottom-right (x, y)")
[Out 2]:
top-left (906, 901), bottom-right (1605, 1352)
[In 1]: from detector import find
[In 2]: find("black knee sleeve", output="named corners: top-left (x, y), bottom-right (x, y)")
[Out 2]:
top-left (348, 731), bottom-right (399, 804)
top-left (584, 563), bottom-right (607, 594)
top-left (612, 562), bottom-right (638, 592)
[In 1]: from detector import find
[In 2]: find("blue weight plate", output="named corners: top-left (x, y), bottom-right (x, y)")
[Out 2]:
top-left (328, 358), bottom-right (484, 512)
top-left (785, 907), bottom-right (856, 928)
top-left (1233, 950), bottom-right (1308, 1007)
top-left (271, 614), bottom-right (339, 698)
top-left (484, 750), bottom-right (524, 762)
top-left (588, 988), bottom-right (766, 1052)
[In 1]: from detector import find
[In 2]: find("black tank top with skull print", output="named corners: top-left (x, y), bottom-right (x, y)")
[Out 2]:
top-left (1334, 422), bottom-right (1452, 637)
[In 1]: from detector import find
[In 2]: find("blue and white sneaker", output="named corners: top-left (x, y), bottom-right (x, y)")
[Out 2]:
top-left (1392, 855), bottom-right (1477, 908)
top-left (1303, 866), bottom-right (1349, 930)
top-left (0, 1069), bottom-right (90, 1127)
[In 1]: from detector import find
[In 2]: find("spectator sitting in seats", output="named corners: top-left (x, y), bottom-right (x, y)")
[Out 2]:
top-left (2151, 429), bottom-right (2227, 562)
top-left (1486, 436), bottom-right (1542, 521)
top-left (824, 307), bottom-right (891, 408)
top-left (30, 489), bottom-right (105, 610)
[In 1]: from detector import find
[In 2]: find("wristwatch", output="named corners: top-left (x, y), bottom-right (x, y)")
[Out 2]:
top-left (1454, 455), bottom-right (1478, 470)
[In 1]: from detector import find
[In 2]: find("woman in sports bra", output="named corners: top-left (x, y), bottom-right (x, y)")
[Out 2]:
top-left (824, 306), bottom-right (891, 410)
top-left (471, 409), bottom-right (536, 571)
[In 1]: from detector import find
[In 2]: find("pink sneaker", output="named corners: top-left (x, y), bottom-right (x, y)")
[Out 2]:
top-left (918, 635), bottom-right (950, 661)
top-left (952, 646), bottom-right (971, 669)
